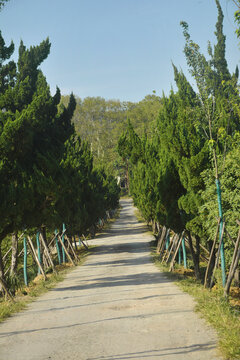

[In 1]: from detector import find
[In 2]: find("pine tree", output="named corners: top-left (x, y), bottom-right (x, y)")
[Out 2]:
top-left (0, 38), bottom-right (75, 243)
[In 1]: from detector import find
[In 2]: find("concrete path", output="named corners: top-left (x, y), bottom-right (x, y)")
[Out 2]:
top-left (0, 199), bottom-right (221, 360)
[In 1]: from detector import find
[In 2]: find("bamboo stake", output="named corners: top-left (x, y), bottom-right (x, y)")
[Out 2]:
top-left (65, 235), bottom-right (79, 262)
top-left (57, 235), bottom-right (75, 266)
top-left (2, 248), bottom-right (12, 262)
top-left (81, 235), bottom-right (89, 250)
top-left (161, 232), bottom-right (174, 263)
top-left (210, 221), bottom-right (225, 289)
top-left (48, 229), bottom-right (66, 249)
top-left (169, 231), bottom-right (185, 272)
top-left (73, 236), bottom-right (78, 251)
top-left (156, 226), bottom-right (166, 254)
top-left (204, 218), bottom-right (221, 288)
top-left (27, 236), bottom-right (46, 280)
top-left (159, 228), bottom-right (169, 257)
top-left (224, 227), bottom-right (240, 296)
top-left (165, 233), bottom-right (178, 264)
top-left (224, 228), bottom-right (236, 246)
top-left (39, 233), bottom-right (57, 273)
top-left (0, 277), bottom-right (14, 301)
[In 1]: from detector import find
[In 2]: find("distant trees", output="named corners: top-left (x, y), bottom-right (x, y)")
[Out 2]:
top-left (0, 0), bottom-right (8, 10)
top-left (61, 94), bottom-right (162, 175)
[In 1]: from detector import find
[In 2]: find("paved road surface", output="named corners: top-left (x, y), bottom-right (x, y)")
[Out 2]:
top-left (0, 199), bottom-right (221, 360)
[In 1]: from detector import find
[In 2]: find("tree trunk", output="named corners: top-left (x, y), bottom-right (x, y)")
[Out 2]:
top-left (126, 159), bottom-right (130, 194)
top-left (234, 269), bottom-right (239, 287)
top-left (10, 232), bottom-right (18, 277)
top-left (187, 231), bottom-right (201, 280)
top-left (0, 244), bottom-right (5, 294)
top-left (41, 225), bottom-right (47, 244)
top-left (204, 240), bottom-right (216, 288)
top-left (195, 235), bottom-right (201, 275)
top-left (10, 232), bottom-right (18, 296)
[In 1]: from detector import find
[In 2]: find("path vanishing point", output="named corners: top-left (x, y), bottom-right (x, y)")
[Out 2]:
top-left (0, 199), bottom-right (221, 360)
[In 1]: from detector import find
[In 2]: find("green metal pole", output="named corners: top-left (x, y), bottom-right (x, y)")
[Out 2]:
top-left (165, 234), bottom-right (170, 250)
top-left (216, 179), bottom-right (226, 286)
top-left (36, 232), bottom-right (41, 275)
top-left (182, 237), bottom-right (187, 269)
top-left (23, 237), bottom-right (28, 286)
top-left (62, 223), bottom-right (66, 263)
top-left (55, 229), bottom-right (61, 264)
top-left (178, 246), bottom-right (182, 265)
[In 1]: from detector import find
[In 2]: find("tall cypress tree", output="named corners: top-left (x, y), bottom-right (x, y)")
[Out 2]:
top-left (0, 38), bottom-right (75, 243)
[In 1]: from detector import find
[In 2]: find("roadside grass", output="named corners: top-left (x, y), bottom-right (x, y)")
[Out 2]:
top-left (152, 248), bottom-right (240, 360)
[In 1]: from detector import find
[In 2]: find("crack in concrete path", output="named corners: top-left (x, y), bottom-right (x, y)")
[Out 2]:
top-left (0, 199), bottom-right (221, 360)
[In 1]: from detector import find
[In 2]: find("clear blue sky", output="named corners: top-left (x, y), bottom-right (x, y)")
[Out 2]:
top-left (0, 0), bottom-right (239, 102)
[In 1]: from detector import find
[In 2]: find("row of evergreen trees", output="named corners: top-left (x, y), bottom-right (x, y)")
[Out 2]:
top-left (0, 5), bottom-right (120, 278)
top-left (118, 0), bottom-right (240, 280)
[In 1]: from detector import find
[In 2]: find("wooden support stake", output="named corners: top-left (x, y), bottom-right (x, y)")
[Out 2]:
top-left (73, 236), bottom-right (78, 251)
top-left (161, 232), bottom-right (173, 263)
top-left (156, 226), bottom-right (166, 254)
top-left (65, 235), bottom-right (79, 262)
top-left (159, 227), bottom-right (169, 257)
top-left (204, 218), bottom-right (221, 288)
top-left (210, 221), bottom-right (225, 289)
top-left (57, 235), bottom-right (75, 266)
top-left (169, 231), bottom-right (185, 272)
top-left (165, 233), bottom-right (179, 264)
top-left (39, 233), bottom-right (57, 273)
top-left (81, 235), bottom-right (89, 250)
top-left (2, 248), bottom-right (12, 263)
top-left (224, 228), bottom-right (236, 246)
top-left (0, 277), bottom-right (14, 302)
top-left (224, 228), bottom-right (240, 296)
top-left (27, 237), bottom-right (46, 280)
top-left (160, 229), bottom-right (170, 257)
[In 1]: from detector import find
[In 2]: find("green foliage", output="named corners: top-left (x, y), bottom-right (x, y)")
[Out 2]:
top-left (0, 29), bottom-right (120, 251)
top-left (0, 0), bottom-right (8, 11)
top-left (61, 94), bottom-right (162, 175)
top-left (117, 0), bottom-right (240, 274)
top-left (200, 144), bottom-right (240, 264)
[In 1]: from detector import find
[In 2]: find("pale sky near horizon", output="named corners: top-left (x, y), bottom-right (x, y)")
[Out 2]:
top-left (0, 0), bottom-right (239, 102)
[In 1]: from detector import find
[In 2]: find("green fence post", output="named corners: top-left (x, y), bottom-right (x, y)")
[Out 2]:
top-left (78, 235), bottom-right (81, 248)
top-left (62, 223), bottom-right (66, 263)
top-left (182, 237), bottom-right (187, 269)
top-left (178, 246), bottom-right (182, 265)
top-left (216, 179), bottom-right (226, 286)
top-left (55, 229), bottom-right (61, 264)
top-left (23, 237), bottom-right (28, 286)
top-left (165, 234), bottom-right (170, 250)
